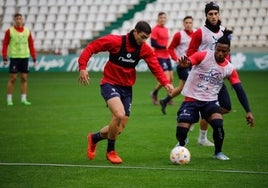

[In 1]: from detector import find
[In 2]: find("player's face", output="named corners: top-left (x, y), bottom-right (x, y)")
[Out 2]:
top-left (214, 43), bottom-right (230, 63)
top-left (157, 14), bottom-right (167, 26)
top-left (14, 16), bottom-right (23, 27)
top-left (206, 10), bottom-right (220, 25)
top-left (133, 30), bottom-right (150, 45)
top-left (183, 18), bottom-right (193, 32)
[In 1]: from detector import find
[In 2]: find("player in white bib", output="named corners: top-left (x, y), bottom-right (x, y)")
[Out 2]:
top-left (186, 2), bottom-right (232, 146)
top-left (175, 30), bottom-right (254, 160)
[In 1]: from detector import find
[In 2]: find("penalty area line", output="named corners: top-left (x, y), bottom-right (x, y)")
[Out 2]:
top-left (0, 162), bottom-right (267, 175)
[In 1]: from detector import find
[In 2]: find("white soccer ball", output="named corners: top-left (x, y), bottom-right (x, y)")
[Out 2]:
top-left (170, 146), bottom-right (191, 165)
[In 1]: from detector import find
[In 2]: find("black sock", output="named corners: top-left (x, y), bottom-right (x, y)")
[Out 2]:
top-left (92, 132), bottom-right (104, 144)
top-left (210, 119), bottom-right (224, 154)
top-left (152, 89), bottom-right (158, 96)
top-left (163, 95), bottom-right (172, 103)
top-left (176, 126), bottom-right (189, 146)
top-left (107, 139), bottom-right (115, 152)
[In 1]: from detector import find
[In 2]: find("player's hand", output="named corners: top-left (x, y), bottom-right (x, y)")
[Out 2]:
top-left (33, 59), bottom-right (36, 67)
top-left (3, 60), bottom-right (8, 65)
top-left (78, 70), bottom-right (90, 85)
top-left (164, 83), bottom-right (174, 95)
top-left (178, 56), bottom-right (191, 68)
top-left (246, 112), bottom-right (254, 128)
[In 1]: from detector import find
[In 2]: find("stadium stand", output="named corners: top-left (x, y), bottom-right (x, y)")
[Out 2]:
top-left (0, 0), bottom-right (267, 55)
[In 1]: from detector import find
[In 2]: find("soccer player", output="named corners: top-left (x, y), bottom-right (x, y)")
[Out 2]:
top-left (160, 16), bottom-right (195, 115)
top-left (78, 21), bottom-right (174, 164)
top-left (175, 30), bottom-right (254, 160)
top-left (150, 12), bottom-right (173, 105)
top-left (186, 2), bottom-right (231, 146)
top-left (2, 13), bottom-right (36, 106)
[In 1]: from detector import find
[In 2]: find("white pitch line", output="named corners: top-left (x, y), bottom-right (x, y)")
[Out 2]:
top-left (0, 162), bottom-right (267, 175)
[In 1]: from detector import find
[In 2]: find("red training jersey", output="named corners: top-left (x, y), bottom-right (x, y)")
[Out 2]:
top-left (78, 33), bottom-right (170, 87)
top-left (150, 24), bottom-right (170, 58)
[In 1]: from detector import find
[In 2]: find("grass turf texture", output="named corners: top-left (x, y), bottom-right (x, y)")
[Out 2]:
top-left (0, 71), bottom-right (267, 187)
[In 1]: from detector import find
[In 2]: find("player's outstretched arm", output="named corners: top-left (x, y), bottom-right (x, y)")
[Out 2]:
top-left (232, 83), bottom-right (254, 128)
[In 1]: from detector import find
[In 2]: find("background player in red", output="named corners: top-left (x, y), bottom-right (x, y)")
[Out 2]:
top-left (2, 13), bottom-right (36, 106)
top-left (78, 21), bottom-right (174, 164)
top-left (186, 2), bottom-right (231, 146)
top-left (150, 12), bottom-right (173, 105)
top-left (176, 30), bottom-right (254, 160)
top-left (160, 16), bottom-right (195, 115)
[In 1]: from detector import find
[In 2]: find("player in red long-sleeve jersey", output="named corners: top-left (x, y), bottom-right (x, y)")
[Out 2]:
top-left (159, 16), bottom-right (195, 115)
top-left (2, 13), bottom-right (36, 106)
top-left (150, 12), bottom-right (173, 105)
top-left (78, 21), bottom-right (174, 164)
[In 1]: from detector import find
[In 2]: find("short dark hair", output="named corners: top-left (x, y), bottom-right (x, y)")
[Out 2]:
top-left (135, 21), bottom-right (151, 34)
top-left (183, 16), bottom-right (193, 22)
top-left (158, 12), bottom-right (166, 17)
top-left (205, 2), bottom-right (220, 15)
top-left (13, 13), bottom-right (22, 18)
top-left (217, 29), bottom-right (233, 46)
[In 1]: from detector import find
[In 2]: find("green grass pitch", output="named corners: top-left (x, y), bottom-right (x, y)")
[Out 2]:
top-left (0, 71), bottom-right (267, 187)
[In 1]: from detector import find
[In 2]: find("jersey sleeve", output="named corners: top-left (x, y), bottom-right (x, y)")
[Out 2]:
top-left (228, 69), bottom-right (241, 84)
top-left (188, 51), bottom-right (207, 65)
top-left (141, 44), bottom-right (170, 86)
top-left (1, 29), bottom-right (10, 59)
top-left (78, 35), bottom-right (120, 70)
top-left (186, 28), bottom-right (202, 57)
top-left (28, 32), bottom-right (37, 60)
top-left (168, 32), bottom-right (181, 61)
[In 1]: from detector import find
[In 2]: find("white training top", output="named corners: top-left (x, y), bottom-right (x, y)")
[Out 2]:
top-left (198, 25), bottom-right (225, 51)
top-left (181, 50), bottom-right (235, 101)
top-left (174, 29), bottom-right (196, 57)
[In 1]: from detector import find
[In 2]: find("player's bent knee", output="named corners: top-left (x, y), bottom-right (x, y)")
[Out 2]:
top-left (210, 119), bottom-right (222, 128)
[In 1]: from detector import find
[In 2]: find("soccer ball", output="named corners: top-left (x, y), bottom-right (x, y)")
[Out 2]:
top-left (170, 146), bottom-right (191, 165)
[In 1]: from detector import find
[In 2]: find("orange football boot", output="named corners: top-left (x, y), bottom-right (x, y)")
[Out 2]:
top-left (87, 133), bottom-right (97, 160)
top-left (106, 150), bottom-right (122, 164)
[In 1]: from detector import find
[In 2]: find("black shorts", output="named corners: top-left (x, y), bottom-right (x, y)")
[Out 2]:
top-left (157, 58), bottom-right (172, 71)
top-left (177, 100), bottom-right (221, 123)
top-left (100, 83), bottom-right (132, 116)
top-left (9, 58), bottom-right (29, 73)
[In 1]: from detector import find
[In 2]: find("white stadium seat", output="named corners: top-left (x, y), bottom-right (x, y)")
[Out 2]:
top-left (33, 23), bottom-right (44, 31)
top-left (46, 31), bottom-right (56, 40)
top-left (44, 22), bottom-right (54, 31)
top-left (39, 6), bottom-right (49, 14)
top-left (17, 0), bottom-right (28, 6)
top-left (55, 31), bottom-right (65, 40)
top-left (65, 22), bottom-right (75, 31)
top-left (49, 6), bottom-right (58, 14)
top-left (35, 31), bottom-right (45, 40)
top-left (46, 14), bottom-right (57, 23)
top-left (54, 22), bottom-right (65, 31)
